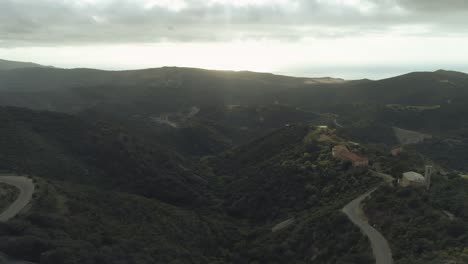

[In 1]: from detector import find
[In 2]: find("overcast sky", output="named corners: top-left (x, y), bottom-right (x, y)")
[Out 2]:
top-left (1, 0), bottom-right (468, 79)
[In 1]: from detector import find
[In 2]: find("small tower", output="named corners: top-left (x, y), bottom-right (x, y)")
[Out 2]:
top-left (425, 165), bottom-right (433, 190)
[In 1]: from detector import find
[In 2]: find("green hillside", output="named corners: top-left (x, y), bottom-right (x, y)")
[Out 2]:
top-left (0, 109), bottom-right (378, 263)
top-left (364, 175), bottom-right (468, 264)
top-left (0, 106), bottom-right (210, 206)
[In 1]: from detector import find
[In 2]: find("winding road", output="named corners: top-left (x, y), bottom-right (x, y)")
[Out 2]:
top-left (0, 176), bottom-right (35, 264)
top-left (0, 176), bottom-right (35, 222)
top-left (334, 118), bottom-right (344, 128)
top-left (0, 174), bottom-right (394, 263)
top-left (343, 188), bottom-right (393, 264)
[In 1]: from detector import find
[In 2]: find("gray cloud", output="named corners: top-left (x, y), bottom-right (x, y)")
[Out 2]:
top-left (397, 0), bottom-right (468, 12)
top-left (1, 0), bottom-right (468, 47)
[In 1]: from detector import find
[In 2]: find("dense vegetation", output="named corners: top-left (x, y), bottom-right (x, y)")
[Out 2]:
top-left (0, 106), bottom-right (210, 206)
top-left (0, 113), bottom-right (378, 263)
top-left (364, 175), bottom-right (468, 264)
top-left (0, 182), bottom-right (19, 213)
top-left (209, 125), bottom-right (380, 222)
top-left (0, 178), bottom-right (375, 264)
top-left (1, 63), bottom-right (468, 263)
top-left (0, 179), bottom-right (240, 264)
top-left (412, 138), bottom-right (468, 172)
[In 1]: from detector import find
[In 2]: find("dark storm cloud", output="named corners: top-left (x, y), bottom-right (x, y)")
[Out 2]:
top-left (0, 0), bottom-right (467, 47)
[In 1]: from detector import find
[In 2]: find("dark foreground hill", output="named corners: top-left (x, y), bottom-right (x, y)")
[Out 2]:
top-left (0, 108), bottom-right (379, 263)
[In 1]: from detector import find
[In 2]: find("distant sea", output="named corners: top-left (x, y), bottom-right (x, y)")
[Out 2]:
top-left (279, 64), bottom-right (468, 80)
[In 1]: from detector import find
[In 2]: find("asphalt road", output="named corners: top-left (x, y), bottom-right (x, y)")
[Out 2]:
top-left (343, 188), bottom-right (393, 264)
top-left (334, 118), bottom-right (344, 128)
top-left (0, 176), bottom-right (34, 222)
top-left (0, 176), bottom-right (35, 264)
top-left (0, 175), bottom-right (394, 264)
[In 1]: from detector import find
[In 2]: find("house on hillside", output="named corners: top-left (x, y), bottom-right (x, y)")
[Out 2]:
top-left (332, 145), bottom-right (348, 157)
top-left (399, 171), bottom-right (425, 187)
top-left (332, 145), bottom-right (369, 167)
top-left (391, 147), bottom-right (403, 157)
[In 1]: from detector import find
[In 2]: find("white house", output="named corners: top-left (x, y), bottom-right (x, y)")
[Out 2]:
top-left (400, 171), bottom-right (425, 187)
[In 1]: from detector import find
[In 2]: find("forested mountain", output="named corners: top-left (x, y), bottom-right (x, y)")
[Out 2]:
top-left (0, 66), bottom-right (346, 113)
top-left (2, 64), bottom-right (467, 154)
top-left (0, 109), bottom-right (377, 263)
top-left (0, 106), bottom-right (209, 205)
top-left (337, 70), bottom-right (468, 105)
top-left (1, 65), bottom-right (467, 126)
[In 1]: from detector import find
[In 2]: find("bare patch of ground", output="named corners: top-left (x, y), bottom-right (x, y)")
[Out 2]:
top-left (393, 127), bottom-right (432, 145)
top-left (271, 218), bottom-right (295, 232)
top-left (151, 106), bottom-right (200, 128)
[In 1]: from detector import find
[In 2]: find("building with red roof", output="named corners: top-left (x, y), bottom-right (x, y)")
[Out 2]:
top-left (332, 145), bottom-right (369, 167)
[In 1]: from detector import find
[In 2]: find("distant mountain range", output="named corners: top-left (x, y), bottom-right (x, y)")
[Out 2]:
top-left (0, 59), bottom-right (47, 71)
top-left (0, 60), bottom-right (467, 110)
top-left (1, 58), bottom-right (468, 177)
top-left (0, 58), bottom-right (467, 143)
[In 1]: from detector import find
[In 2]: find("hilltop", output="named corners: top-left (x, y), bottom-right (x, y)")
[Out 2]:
top-left (0, 59), bottom-right (46, 71)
